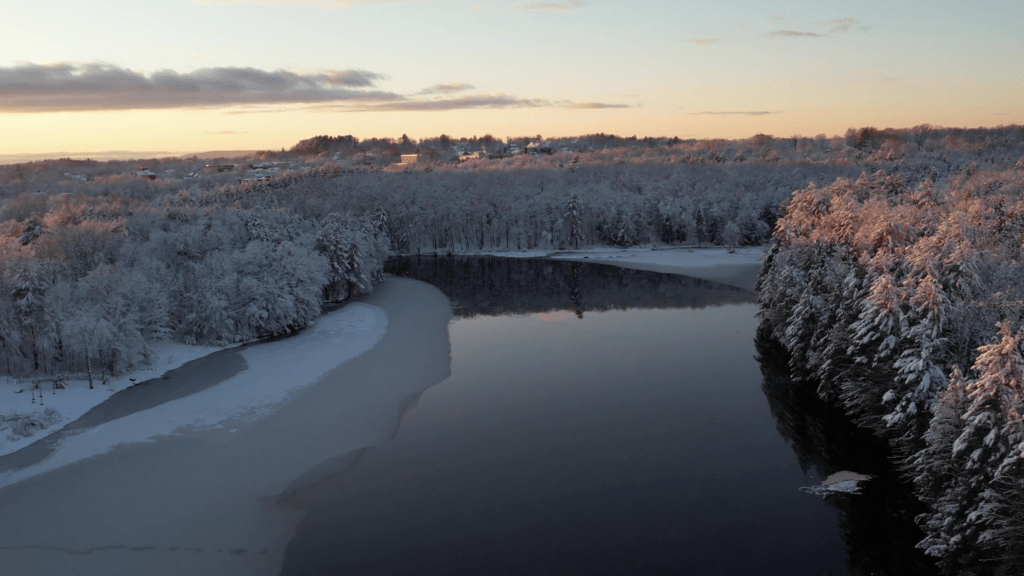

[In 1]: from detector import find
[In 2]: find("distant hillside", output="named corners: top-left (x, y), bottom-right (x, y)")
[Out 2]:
top-left (0, 150), bottom-right (258, 165)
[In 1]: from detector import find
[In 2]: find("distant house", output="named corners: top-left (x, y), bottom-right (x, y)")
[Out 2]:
top-left (526, 141), bottom-right (552, 155)
top-left (399, 154), bottom-right (419, 165)
top-left (241, 168), bottom-right (275, 183)
top-left (208, 163), bottom-right (247, 173)
top-left (64, 173), bottom-right (88, 182)
top-left (132, 169), bottom-right (157, 180)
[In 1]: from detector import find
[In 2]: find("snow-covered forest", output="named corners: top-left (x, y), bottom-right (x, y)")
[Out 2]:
top-left (0, 179), bottom-right (390, 385)
top-left (757, 138), bottom-right (1024, 573)
top-left (0, 125), bottom-right (1020, 386)
top-left (2, 124), bottom-right (1024, 566)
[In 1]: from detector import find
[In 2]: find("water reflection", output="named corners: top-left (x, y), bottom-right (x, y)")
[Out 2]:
top-left (385, 255), bottom-right (754, 318)
top-left (754, 322), bottom-right (938, 576)
top-left (280, 258), bottom-right (847, 575)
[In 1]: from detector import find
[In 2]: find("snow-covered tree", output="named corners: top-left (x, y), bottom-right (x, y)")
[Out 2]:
top-left (563, 194), bottom-right (585, 248)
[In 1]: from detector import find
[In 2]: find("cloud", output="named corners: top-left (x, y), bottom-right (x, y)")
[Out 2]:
top-left (769, 30), bottom-right (823, 38)
top-left (562, 102), bottom-right (631, 109)
top-left (321, 69), bottom-right (385, 87)
top-left (325, 94), bottom-right (628, 112)
top-left (0, 62), bottom-right (627, 115)
top-left (0, 63), bottom-right (401, 112)
top-left (418, 82), bottom-right (476, 95)
top-left (689, 111), bottom-right (781, 116)
top-left (510, 0), bottom-right (587, 11)
top-left (685, 38), bottom-right (720, 45)
top-left (830, 17), bottom-right (857, 32)
top-left (335, 94), bottom-right (549, 111)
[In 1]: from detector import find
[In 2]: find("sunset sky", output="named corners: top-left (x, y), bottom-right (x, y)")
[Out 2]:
top-left (0, 0), bottom-right (1020, 159)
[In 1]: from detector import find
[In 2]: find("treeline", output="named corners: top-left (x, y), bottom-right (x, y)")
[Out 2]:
top-left (0, 188), bottom-right (389, 383)
top-left (756, 163), bottom-right (1024, 574)
top-left (233, 161), bottom-right (866, 253)
top-left (1, 124), bottom-right (1022, 387)
top-left (3, 124), bottom-right (1022, 202)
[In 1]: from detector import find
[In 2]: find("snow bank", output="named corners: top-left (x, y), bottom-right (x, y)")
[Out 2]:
top-left (0, 278), bottom-right (449, 576)
top-left (0, 303), bottom-right (386, 489)
top-left (0, 341), bottom-right (227, 458)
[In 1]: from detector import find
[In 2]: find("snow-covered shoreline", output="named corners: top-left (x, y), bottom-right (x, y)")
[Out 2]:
top-left (0, 245), bottom-right (765, 462)
top-left (0, 303), bottom-right (386, 462)
top-left (0, 341), bottom-right (228, 458)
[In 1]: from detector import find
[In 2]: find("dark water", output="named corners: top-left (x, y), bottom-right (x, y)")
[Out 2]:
top-left (279, 257), bottom-right (853, 575)
top-left (755, 325), bottom-right (938, 576)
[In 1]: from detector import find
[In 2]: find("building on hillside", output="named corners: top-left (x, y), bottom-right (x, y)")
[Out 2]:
top-left (526, 141), bottom-right (553, 155)
top-left (399, 154), bottom-right (419, 165)
top-left (132, 169), bottom-right (157, 180)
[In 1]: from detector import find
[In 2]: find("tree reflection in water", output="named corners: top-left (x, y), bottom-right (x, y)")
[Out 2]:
top-left (385, 255), bottom-right (754, 318)
top-left (755, 322), bottom-right (938, 576)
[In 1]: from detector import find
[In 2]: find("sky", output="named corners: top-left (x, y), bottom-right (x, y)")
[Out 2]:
top-left (0, 0), bottom-right (1021, 158)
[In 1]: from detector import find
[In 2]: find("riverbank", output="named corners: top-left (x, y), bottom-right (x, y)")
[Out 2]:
top-left (0, 245), bottom-right (765, 459)
top-left (0, 278), bottom-right (451, 576)
top-left (0, 303), bottom-right (385, 461)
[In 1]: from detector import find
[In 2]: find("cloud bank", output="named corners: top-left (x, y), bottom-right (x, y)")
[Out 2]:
top-left (0, 63), bottom-right (627, 114)
top-left (0, 63), bottom-right (399, 112)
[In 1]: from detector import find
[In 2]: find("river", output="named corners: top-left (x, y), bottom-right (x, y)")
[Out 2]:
top-left (0, 255), bottom-right (901, 575)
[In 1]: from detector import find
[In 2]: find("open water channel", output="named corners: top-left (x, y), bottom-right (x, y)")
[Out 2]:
top-left (0, 256), bottom-right (928, 575)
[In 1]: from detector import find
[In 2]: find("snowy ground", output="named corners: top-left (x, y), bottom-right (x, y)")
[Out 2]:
top-left (0, 303), bottom-right (385, 463)
top-left (0, 278), bottom-right (448, 576)
top-left (0, 341), bottom-right (225, 458)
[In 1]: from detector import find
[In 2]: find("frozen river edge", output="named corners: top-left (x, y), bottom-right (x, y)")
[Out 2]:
top-left (0, 248), bottom-right (765, 576)
top-left (0, 246), bottom-right (764, 461)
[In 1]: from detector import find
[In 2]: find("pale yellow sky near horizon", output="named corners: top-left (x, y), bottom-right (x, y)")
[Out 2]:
top-left (0, 0), bottom-right (1020, 158)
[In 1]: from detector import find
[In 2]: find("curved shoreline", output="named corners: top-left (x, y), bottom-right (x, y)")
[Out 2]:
top-left (0, 246), bottom-right (763, 462)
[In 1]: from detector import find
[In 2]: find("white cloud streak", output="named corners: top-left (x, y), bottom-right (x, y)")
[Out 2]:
top-left (418, 82), bottom-right (476, 95)
top-left (769, 30), bottom-right (823, 38)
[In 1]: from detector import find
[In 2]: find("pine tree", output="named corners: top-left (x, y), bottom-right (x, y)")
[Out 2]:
top-left (886, 274), bottom-right (951, 426)
top-left (913, 367), bottom-right (971, 562)
top-left (563, 194), bottom-right (585, 249)
top-left (944, 322), bottom-right (1024, 558)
